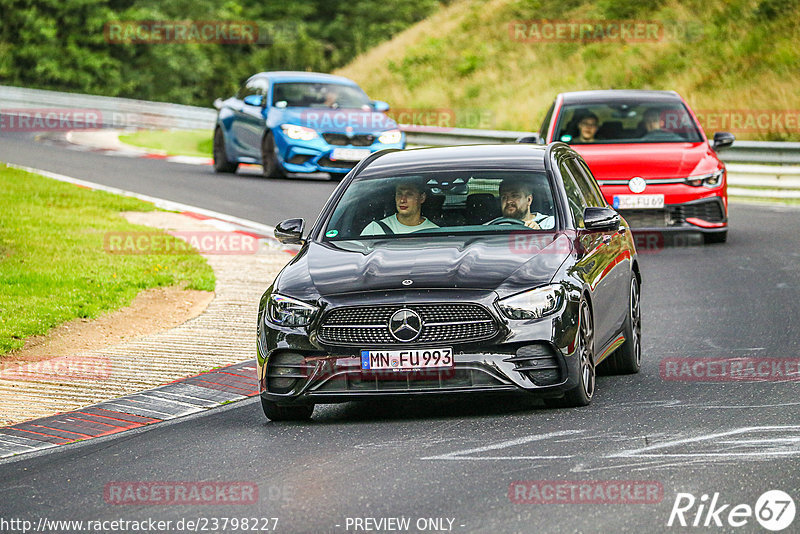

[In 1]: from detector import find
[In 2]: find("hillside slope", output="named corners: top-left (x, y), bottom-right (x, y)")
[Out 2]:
top-left (336, 0), bottom-right (800, 139)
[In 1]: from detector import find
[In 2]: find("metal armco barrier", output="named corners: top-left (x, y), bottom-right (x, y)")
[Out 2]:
top-left (2, 85), bottom-right (800, 168)
top-left (0, 85), bottom-right (216, 130)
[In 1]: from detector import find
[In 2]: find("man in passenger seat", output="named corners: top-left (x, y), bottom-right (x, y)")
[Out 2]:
top-left (499, 179), bottom-right (555, 230)
top-left (361, 179), bottom-right (439, 235)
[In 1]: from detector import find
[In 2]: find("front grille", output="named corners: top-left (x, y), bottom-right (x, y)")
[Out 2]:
top-left (318, 304), bottom-right (499, 346)
top-left (317, 157), bottom-right (356, 169)
top-left (311, 366), bottom-right (508, 393)
top-left (618, 209), bottom-right (670, 228)
top-left (620, 199), bottom-right (725, 228)
top-left (322, 133), bottom-right (375, 146)
top-left (670, 199), bottom-right (725, 223)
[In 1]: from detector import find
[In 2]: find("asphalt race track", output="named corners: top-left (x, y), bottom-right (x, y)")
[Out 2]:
top-left (1, 132), bottom-right (799, 533)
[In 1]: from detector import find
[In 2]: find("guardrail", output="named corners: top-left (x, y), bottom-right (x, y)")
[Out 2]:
top-left (2, 84), bottom-right (800, 194)
top-left (400, 125), bottom-right (800, 165)
top-left (0, 85), bottom-right (216, 130)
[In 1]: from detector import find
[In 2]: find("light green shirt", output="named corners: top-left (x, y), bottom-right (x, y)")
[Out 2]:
top-left (361, 214), bottom-right (439, 236)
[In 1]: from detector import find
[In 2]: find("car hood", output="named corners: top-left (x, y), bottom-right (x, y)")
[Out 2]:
top-left (572, 142), bottom-right (720, 180)
top-left (278, 108), bottom-right (398, 134)
top-left (275, 233), bottom-right (573, 301)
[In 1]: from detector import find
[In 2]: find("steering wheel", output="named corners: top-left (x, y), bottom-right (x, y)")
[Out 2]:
top-left (483, 217), bottom-right (527, 226)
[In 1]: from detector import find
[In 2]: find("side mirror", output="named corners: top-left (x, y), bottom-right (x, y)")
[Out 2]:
top-left (712, 131), bottom-right (735, 151)
top-left (372, 100), bottom-right (390, 113)
top-left (583, 207), bottom-right (620, 232)
top-left (243, 94), bottom-right (263, 107)
top-left (515, 134), bottom-right (540, 144)
top-left (275, 218), bottom-right (305, 245)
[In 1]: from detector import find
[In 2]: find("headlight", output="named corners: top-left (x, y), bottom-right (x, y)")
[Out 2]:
top-left (280, 124), bottom-right (318, 141)
top-left (267, 294), bottom-right (317, 327)
top-left (378, 129), bottom-right (402, 144)
top-left (497, 285), bottom-right (565, 320)
top-left (685, 169), bottom-right (724, 187)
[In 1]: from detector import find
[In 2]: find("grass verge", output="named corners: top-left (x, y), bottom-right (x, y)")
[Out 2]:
top-left (0, 163), bottom-right (215, 355)
top-left (119, 129), bottom-right (213, 158)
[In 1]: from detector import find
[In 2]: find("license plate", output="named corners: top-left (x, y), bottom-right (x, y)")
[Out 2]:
top-left (361, 348), bottom-right (454, 371)
top-left (613, 194), bottom-right (665, 209)
top-left (330, 148), bottom-right (371, 161)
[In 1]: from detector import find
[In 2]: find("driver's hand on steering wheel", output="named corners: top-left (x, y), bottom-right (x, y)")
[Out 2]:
top-left (524, 219), bottom-right (541, 230)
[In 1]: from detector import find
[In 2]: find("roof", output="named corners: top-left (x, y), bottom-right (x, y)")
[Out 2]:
top-left (361, 144), bottom-right (550, 175)
top-left (251, 71), bottom-right (359, 85)
top-left (560, 89), bottom-right (682, 104)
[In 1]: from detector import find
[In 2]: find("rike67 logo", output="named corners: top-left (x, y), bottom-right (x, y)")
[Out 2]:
top-left (668, 490), bottom-right (795, 531)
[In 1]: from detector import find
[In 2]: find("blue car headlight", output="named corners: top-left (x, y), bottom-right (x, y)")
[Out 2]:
top-left (497, 285), bottom-right (565, 320)
top-left (378, 129), bottom-right (402, 144)
top-left (267, 294), bottom-right (318, 327)
top-left (281, 124), bottom-right (318, 141)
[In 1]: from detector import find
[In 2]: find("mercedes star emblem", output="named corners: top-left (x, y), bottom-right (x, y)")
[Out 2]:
top-left (389, 309), bottom-right (422, 342)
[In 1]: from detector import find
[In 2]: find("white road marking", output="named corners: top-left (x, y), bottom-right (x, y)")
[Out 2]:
top-left (421, 429), bottom-right (582, 461)
top-left (609, 425), bottom-right (800, 459)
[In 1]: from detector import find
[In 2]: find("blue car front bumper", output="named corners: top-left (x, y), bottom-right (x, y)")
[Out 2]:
top-left (273, 130), bottom-right (405, 174)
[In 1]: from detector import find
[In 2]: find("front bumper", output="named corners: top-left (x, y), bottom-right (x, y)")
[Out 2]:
top-left (615, 196), bottom-right (728, 234)
top-left (256, 291), bottom-right (583, 406)
top-left (273, 129), bottom-right (405, 175)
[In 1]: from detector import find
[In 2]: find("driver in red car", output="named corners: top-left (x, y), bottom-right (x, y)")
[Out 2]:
top-left (499, 179), bottom-right (554, 229)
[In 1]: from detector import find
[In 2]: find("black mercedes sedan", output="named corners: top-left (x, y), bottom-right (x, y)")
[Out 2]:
top-left (257, 143), bottom-right (641, 421)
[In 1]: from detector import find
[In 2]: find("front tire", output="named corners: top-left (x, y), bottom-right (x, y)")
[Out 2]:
top-left (261, 397), bottom-right (313, 421)
top-left (261, 132), bottom-right (285, 178)
top-left (545, 300), bottom-right (595, 408)
top-left (213, 128), bottom-right (239, 173)
top-left (602, 276), bottom-right (642, 375)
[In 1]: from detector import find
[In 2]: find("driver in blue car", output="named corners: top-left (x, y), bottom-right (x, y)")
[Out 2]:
top-left (361, 179), bottom-right (439, 235)
top-left (499, 179), bottom-right (555, 230)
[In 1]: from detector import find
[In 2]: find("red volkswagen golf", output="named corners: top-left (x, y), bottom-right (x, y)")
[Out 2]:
top-left (525, 90), bottom-right (734, 243)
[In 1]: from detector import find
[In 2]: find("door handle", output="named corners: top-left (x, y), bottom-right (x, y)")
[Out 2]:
top-left (602, 234), bottom-right (612, 244)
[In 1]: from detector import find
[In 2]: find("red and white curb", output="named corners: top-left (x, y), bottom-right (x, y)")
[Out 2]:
top-left (59, 130), bottom-right (214, 166)
top-left (0, 360), bottom-right (259, 460)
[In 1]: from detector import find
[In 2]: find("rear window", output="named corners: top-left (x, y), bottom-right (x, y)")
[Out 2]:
top-left (554, 101), bottom-right (703, 144)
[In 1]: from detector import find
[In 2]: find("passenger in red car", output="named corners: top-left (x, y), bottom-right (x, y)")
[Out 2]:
top-left (577, 113), bottom-right (600, 143)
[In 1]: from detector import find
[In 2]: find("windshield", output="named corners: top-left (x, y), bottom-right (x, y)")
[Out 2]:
top-left (554, 101), bottom-right (703, 144)
top-left (272, 82), bottom-right (371, 109)
top-left (322, 170), bottom-right (557, 240)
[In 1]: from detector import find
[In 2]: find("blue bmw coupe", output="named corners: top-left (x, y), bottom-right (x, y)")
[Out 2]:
top-left (213, 71), bottom-right (405, 179)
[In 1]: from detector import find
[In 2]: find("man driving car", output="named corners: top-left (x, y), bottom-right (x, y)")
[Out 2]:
top-left (499, 179), bottom-right (554, 230)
